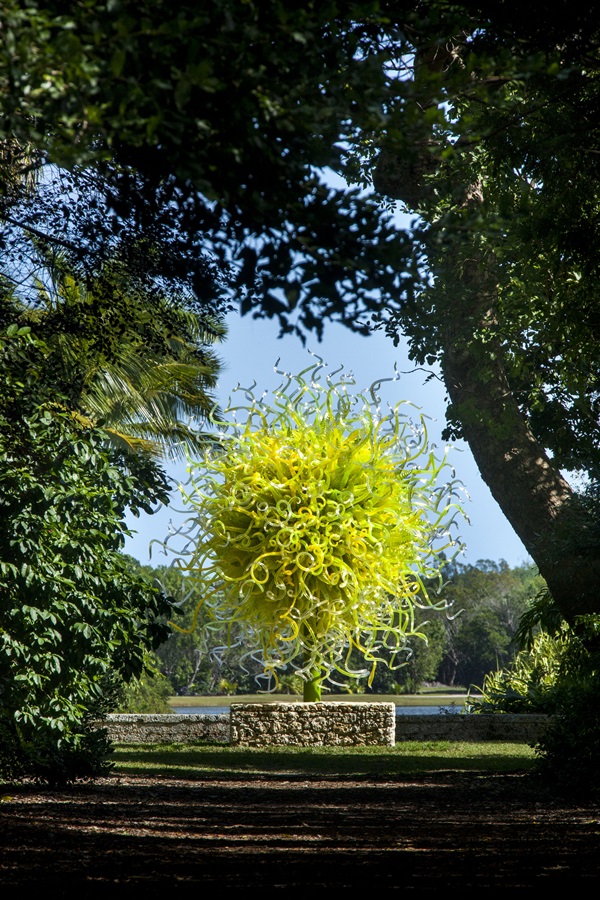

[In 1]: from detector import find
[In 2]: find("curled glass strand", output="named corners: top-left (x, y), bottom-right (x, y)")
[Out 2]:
top-left (167, 360), bottom-right (466, 690)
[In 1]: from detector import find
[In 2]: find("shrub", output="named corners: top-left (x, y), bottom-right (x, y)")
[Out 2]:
top-left (0, 326), bottom-right (174, 783)
top-left (469, 589), bottom-right (600, 796)
top-left (113, 653), bottom-right (174, 713)
top-left (468, 627), bottom-right (568, 714)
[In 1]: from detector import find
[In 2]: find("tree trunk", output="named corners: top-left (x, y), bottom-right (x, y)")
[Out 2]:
top-left (373, 50), bottom-right (600, 622)
top-left (437, 249), bottom-right (600, 619)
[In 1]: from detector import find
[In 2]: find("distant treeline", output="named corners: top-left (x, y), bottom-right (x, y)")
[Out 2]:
top-left (118, 557), bottom-right (543, 708)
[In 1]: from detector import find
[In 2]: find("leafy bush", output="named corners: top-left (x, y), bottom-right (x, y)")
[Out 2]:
top-left (0, 325), bottom-right (174, 783)
top-left (468, 627), bottom-right (569, 714)
top-left (113, 653), bottom-right (174, 713)
top-left (534, 617), bottom-right (600, 795)
top-left (535, 683), bottom-right (600, 795)
top-left (469, 585), bottom-right (600, 796)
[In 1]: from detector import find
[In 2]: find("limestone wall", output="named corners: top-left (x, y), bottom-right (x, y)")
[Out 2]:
top-left (101, 709), bottom-right (550, 745)
top-left (394, 713), bottom-right (549, 743)
top-left (103, 713), bottom-right (229, 744)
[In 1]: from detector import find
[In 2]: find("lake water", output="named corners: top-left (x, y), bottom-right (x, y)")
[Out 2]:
top-left (172, 705), bottom-right (466, 716)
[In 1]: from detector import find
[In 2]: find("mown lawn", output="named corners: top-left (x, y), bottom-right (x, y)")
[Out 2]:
top-left (111, 740), bottom-right (537, 779)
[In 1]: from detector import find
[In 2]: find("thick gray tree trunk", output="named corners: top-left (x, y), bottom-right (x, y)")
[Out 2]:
top-left (436, 243), bottom-right (599, 619)
top-left (373, 51), bottom-right (600, 621)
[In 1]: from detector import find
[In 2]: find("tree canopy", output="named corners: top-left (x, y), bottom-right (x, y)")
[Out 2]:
top-left (2, 3), bottom-right (600, 621)
top-left (0, 1), bottom-right (414, 336)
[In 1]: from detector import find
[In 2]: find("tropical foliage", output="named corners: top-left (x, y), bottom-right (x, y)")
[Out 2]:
top-left (0, 325), bottom-right (175, 782)
top-left (470, 597), bottom-right (600, 796)
top-left (1, 239), bottom-right (225, 460)
top-left (469, 611), bottom-right (567, 715)
top-left (534, 617), bottom-right (600, 797)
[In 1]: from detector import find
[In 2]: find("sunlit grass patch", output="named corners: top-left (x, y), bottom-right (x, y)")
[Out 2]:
top-left (111, 741), bottom-right (537, 780)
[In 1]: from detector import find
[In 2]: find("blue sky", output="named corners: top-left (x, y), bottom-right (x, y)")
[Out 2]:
top-left (123, 309), bottom-right (531, 571)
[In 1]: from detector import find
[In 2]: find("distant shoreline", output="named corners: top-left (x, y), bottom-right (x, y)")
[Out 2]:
top-left (168, 692), bottom-right (473, 709)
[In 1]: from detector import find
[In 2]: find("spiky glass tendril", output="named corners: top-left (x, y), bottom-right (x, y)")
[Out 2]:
top-left (168, 358), bottom-right (464, 691)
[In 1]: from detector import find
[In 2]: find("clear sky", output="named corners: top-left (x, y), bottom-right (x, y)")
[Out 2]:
top-left (123, 309), bottom-right (532, 571)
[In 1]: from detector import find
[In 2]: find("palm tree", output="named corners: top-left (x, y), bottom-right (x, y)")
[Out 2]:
top-left (4, 244), bottom-right (225, 460)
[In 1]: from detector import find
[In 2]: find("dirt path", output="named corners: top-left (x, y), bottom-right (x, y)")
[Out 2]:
top-left (1, 768), bottom-right (599, 894)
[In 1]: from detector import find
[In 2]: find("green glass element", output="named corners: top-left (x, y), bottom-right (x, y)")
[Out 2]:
top-left (303, 671), bottom-right (323, 702)
top-left (169, 359), bottom-right (464, 697)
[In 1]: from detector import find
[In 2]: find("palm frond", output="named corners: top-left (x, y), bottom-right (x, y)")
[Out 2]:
top-left (5, 242), bottom-right (227, 461)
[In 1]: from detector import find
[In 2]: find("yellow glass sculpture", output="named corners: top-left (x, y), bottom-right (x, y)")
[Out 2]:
top-left (172, 359), bottom-right (464, 700)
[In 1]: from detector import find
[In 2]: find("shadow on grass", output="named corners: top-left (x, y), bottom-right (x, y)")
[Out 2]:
top-left (10, 743), bottom-right (597, 892)
top-left (111, 741), bottom-right (538, 780)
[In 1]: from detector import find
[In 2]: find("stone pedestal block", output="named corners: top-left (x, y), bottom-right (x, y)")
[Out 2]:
top-left (230, 701), bottom-right (396, 747)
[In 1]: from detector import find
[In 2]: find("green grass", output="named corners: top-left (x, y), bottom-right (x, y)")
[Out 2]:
top-left (111, 741), bottom-right (537, 779)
